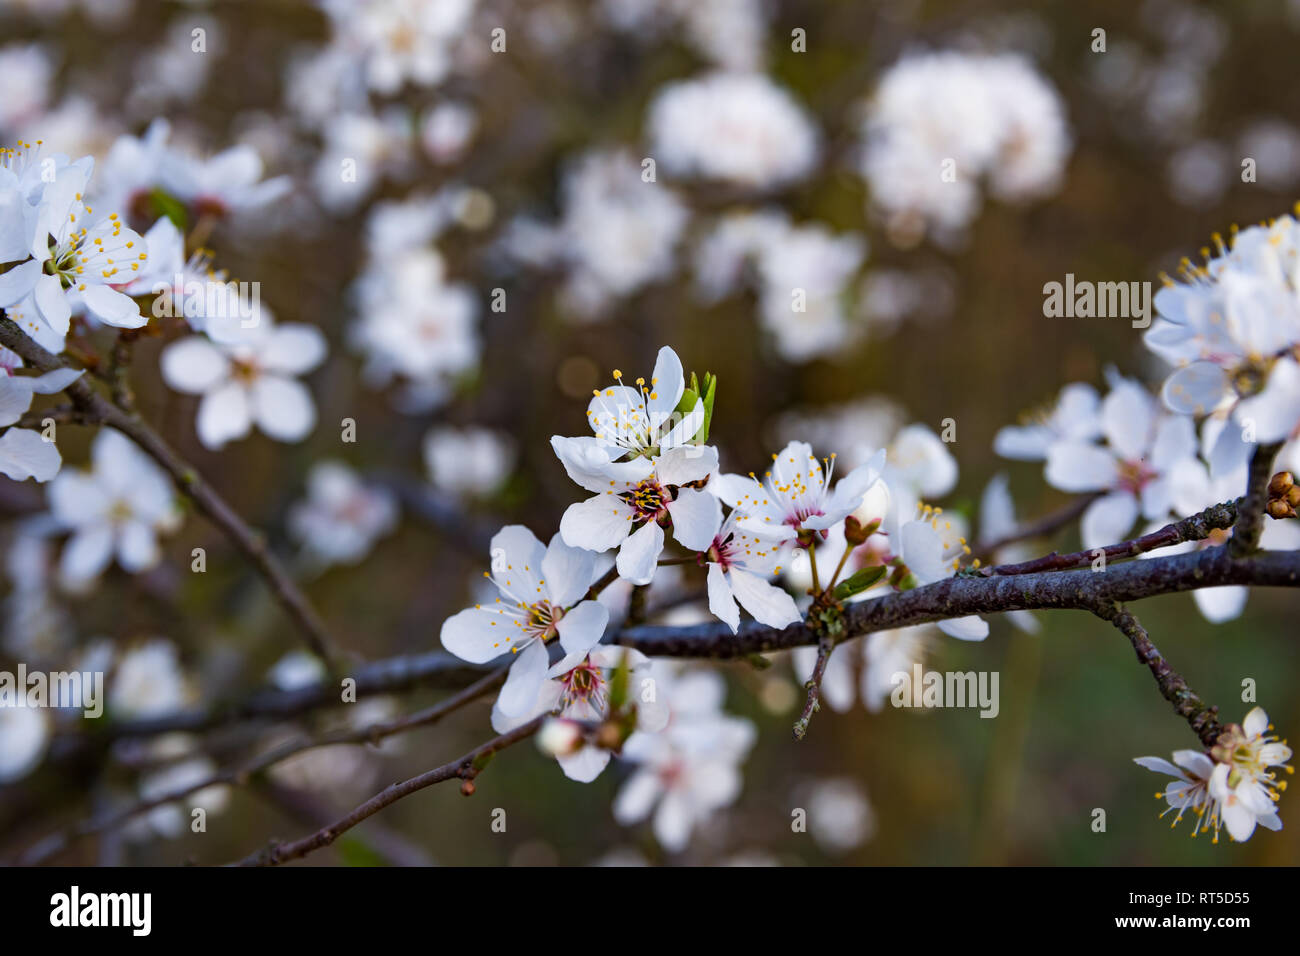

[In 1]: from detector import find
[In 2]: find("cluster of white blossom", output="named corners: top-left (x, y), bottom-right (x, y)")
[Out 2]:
top-left (1145, 216), bottom-right (1300, 476)
top-left (437, 346), bottom-right (997, 848)
top-left (694, 210), bottom-right (867, 362)
top-left (860, 50), bottom-right (1070, 247)
top-left (647, 72), bottom-right (821, 191)
top-left (502, 149), bottom-right (689, 321)
top-left (1136, 707), bottom-right (1291, 843)
top-left (2, 1), bottom-right (1296, 863)
top-left (348, 194), bottom-right (480, 411)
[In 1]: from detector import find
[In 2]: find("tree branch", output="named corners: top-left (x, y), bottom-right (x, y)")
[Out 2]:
top-left (1229, 442), bottom-right (1283, 557)
top-left (96, 652), bottom-right (491, 740)
top-left (975, 491), bottom-right (1102, 559)
top-left (614, 544), bottom-right (1300, 658)
top-left (981, 500), bottom-right (1236, 576)
top-left (0, 313), bottom-right (340, 665)
top-left (1090, 602), bottom-right (1223, 746)
top-left (15, 667), bottom-right (508, 865)
top-left (230, 714), bottom-right (547, 866)
top-left (792, 634), bottom-right (834, 741)
top-left (86, 533), bottom-right (1300, 743)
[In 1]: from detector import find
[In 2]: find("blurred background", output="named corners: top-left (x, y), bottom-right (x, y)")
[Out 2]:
top-left (0, 0), bottom-right (1297, 865)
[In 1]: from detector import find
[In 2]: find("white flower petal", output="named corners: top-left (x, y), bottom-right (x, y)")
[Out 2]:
top-left (196, 381), bottom-right (252, 449)
top-left (496, 639), bottom-right (549, 717)
top-left (0, 427), bottom-right (61, 481)
top-left (1133, 756), bottom-right (1185, 778)
top-left (616, 520), bottom-right (664, 585)
top-left (559, 493), bottom-right (632, 552)
top-left (60, 523), bottom-right (114, 587)
top-left (557, 745), bottom-right (612, 783)
top-left (1081, 491), bottom-right (1139, 550)
top-left (116, 520), bottom-right (160, 573)
top-left (33, 273), bottom-right (71, 339)
top-left (1192, 586), bottom-right (1247, 623)
top-left (728, 567), bottom-right (801, 629)
top-left (1102, 380), bottom-right (1156, 460)
top-left (654, 444), bottom-right (718, 487)
top-left (250, 375), bottom-right (316, 442)
top-left (262, 324), bottom-right (328, 375)
top-left (161, 337), bottom-right (230, 393)
top-left (706, 562), bottom-right (740, 634)
top-left (0, 259), bottom-right (41, 307)
top-left (1162, 362), bottom-right (1229, 415)
top-left (666, 486), bottom-right (721, 552)
top-left (81, 285), bottom-right (146, 329)
top-left (937, 616), bottom-right (988, 641)
top-left (440, 605), bottom-right (516, 664)
top-left (613, 768), bottom-right (661, 824)
top-left (541, 532), bottom-right (596, 607)
top-left (1045, 442), bottom-right (1119, 493)
top-left (554, 600), bottom-right (608, 662)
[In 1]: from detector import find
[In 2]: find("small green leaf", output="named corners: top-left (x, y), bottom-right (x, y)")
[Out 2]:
top-left (698, 372), bottom-right (716, 443)
top-left (833, 565), bottom-right (887, 599)
top-left (147, 187), bottom-right (189, 232)
top-left (608, 649), bottom-right (631, 712)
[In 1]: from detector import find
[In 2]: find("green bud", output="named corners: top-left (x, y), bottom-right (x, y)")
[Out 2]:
top-left (675, 371), bottom-right (717, 443)
top-left (832, 565), bottom-right (887, 599)
top-left (148, 187), bottom-right (189, 232)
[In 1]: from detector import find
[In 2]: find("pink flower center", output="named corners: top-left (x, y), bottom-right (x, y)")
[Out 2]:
top-left (623, 479), bottom-right (670, 522)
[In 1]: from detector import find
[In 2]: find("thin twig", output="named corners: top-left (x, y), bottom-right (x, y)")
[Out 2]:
top-left (231, 715), bottom-right (547, 866)
top-left (251, 779), bottom-right (436, 866)
top-left (792, 634), bottom-right (834, 741)
top-left (614, 543), bottom-right (1300, 658)
top-left (975, 492), bottom-right (1103, 559)
top-left (95, 653), bottom-right (491, 740)
top-left (1090, 602), bottom-right (1223, 747)
top-left (15, 668), bottom-right (509, 865)
top-left (1228, 442), bottom-right (1283, 557)
top-left (627, 584), bottom-right (649, 626)
top-left (0, 313), bottom-right (340, 665)
top-left (980, 500), bottom-right (1237, 576)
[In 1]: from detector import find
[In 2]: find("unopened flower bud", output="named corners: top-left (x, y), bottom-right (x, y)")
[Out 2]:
top-left (844, 515), bottom-right (881, 545)
top-left (1267, 499), bottom-right (1295, 520)
top-left (1268, 471), bottom-right (1294, 498)
top-left (536, 718), bottom-right (584, 757)
top-left (460, 779), bottom-right (476, 797)
top-left (595, 720), bottom-right (625, 751)
top-left (1288, 485), bottom-right (1300, 508)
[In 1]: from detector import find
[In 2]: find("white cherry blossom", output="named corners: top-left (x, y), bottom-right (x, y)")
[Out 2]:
top-left (1210, 706), bottom-right (1291, 842)
top-left (713, 440), bottom-right (886, 543)
top-left (108, 639), bottom-right (191, 719)
top-left (696, 508), bottom-right (801, 633)
top-left (0, 701), bottom-right (48, 783)
top-left (647, 72), bottom-right (819, 190)
top-left (1134, 749), bottom-right (1228, 838)
top-left (893, 509), bottom-right (988, 641)
top-left (47, 430), bottom-right (180, 590)
top-left (1045, 378), bottom-right (1198, 550)
top-left (613, 666), bottom-right (755, 852)
top-left (553, 439), bottom-right (720, 585)
top-left (492, 645), bottom-right (667, 783)
top-left (0, 352), bottom-right (80, 481)
top-left (160, 319), bottom-right (327, 449)
top-left (441, 526), bottom-right (610, 725)
top-left (288, 461), bottom-right (398, 568)
top-left (1, 146), bottom-right (149, 351)
top-left (994, 382), bottom-right (1103, 461)
top-left (581, 346), bottom-right (703, 459)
